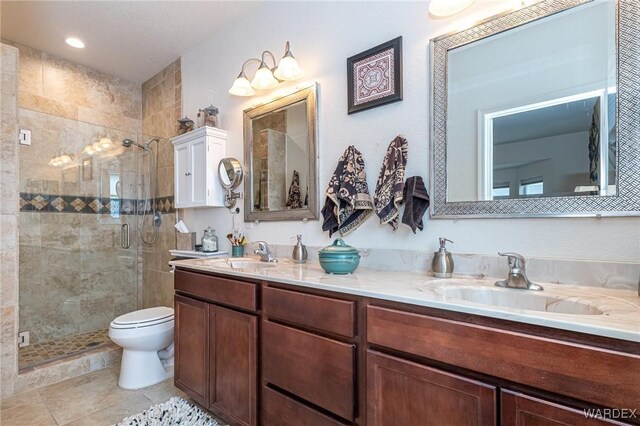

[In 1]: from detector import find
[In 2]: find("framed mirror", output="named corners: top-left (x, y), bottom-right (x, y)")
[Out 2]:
top-left (244, 84), bottom-right (318, 222)
top-left (430, 0), bottom-right (639, 218)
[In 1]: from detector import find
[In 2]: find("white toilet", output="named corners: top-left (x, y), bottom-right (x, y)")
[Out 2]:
top-left (108, 306), bottom-right (175, 390)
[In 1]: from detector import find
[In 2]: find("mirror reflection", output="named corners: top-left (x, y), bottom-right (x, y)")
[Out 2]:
top-left (445, 0), bottom-right (616, 202)
top-left (251, 100), bottom-right (309, 211)
top-left (244, 84), bottom-right (318, 222)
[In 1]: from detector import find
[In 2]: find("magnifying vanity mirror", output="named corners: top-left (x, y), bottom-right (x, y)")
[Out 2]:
top-left (243, 84), bottom-right (318, 222)
top-left (218, 157), bottom-right (243, 208)
top-left (430, 0), bottom-right (639, 218)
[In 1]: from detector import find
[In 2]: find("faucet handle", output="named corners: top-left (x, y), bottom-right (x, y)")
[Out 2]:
top-left (498, 252), bottom-right (526, 269)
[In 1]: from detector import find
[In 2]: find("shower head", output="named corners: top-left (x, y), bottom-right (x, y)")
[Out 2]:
top-left (122, 138), bottom-right (148, 150)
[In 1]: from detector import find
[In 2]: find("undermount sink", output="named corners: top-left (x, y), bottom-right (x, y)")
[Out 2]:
top-left (224, 260), bottom-right (277, 271)
top-left (439, 286), bottom-right (604, 315)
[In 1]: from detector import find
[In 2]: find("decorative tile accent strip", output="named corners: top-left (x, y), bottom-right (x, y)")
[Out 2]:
top-left (19, 193), bottom-right (175, 215)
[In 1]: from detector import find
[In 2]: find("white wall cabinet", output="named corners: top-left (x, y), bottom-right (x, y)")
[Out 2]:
top-left (171, 126), bottom-right (227, 208)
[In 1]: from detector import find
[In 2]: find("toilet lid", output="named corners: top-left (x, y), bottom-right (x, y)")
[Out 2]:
top-left (112, 307), bottom-right (174, 326)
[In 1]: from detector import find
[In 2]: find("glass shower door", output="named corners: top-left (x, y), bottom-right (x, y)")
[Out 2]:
top-left (18, 111), bottom-right (140, 369)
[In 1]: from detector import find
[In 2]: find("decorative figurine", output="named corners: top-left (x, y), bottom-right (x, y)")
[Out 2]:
top-left (198, 105), bottom-right (219, 128)
top-left (177, 116), bottom-right (195, 135)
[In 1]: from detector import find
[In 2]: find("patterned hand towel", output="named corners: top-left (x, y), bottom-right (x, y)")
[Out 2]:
top-left (401, 176), bottom-right (430, 233)
top-left (374, 136), bottom-right (408, 230)
top-left (322, 146), bottom-right (374, 237)
top-left (287, 170), bottom-right (302, 209)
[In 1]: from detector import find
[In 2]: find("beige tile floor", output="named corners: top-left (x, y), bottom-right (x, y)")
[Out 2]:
top-left (0, 367), bottom-right (201, 425)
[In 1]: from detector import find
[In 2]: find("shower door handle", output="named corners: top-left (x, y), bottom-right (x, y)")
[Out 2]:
top-left (121, 223), bottom-right (130, 249)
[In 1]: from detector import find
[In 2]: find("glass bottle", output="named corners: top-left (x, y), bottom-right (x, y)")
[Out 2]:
top-left (201, 227), bottom-right (219, 253)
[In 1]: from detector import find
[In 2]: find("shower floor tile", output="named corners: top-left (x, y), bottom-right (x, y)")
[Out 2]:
top-left (19, 329), bottom-right (112, 369)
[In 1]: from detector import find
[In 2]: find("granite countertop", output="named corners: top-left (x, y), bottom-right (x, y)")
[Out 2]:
top-left (169, 257), bottom-right (640, 343)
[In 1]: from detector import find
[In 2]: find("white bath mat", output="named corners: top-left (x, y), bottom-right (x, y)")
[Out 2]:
top-left (114, 396), bottom-right (224, 426)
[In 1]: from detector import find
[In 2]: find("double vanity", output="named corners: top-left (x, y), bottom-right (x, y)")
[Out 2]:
top-left (169, 256), bottom-right (640, 426)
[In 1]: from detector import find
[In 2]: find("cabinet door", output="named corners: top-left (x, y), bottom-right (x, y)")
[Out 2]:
top-left (174, 143), bottom-right (191, 208)
top-left (190, 138), bottom-right (207, 205)
top-left (174, 295), bottom-right (209, 406)
top-left (501, 390), bottom-right (629, 426)
top-left (210, 304), bottom-right (257, 426)
top-left (367, 350), bottom-right (496, 426)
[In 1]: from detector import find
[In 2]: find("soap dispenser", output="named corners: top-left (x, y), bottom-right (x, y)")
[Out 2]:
top-left (432, 237), bottom-right (454, 278)
top-left (292, 234), bottom-right (308, 264)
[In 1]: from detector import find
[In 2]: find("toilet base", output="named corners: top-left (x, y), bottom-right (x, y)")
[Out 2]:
top-left (118, 349), bottom-right (174, 390)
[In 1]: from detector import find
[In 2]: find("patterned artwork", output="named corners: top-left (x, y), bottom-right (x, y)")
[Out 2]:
top-left (347, 37), bottom-right (403, 114)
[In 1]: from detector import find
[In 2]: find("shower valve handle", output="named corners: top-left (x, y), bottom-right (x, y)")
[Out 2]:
top-left (185, 172), bottom-right (192, 176)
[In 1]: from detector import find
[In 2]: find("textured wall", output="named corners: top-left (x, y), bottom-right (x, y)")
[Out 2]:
top-left (1, 41), bottom-right (144, 395)
top-left (14, 43), bottom-right (144, 346)
top-left (140, 59), bottom-right (181, 309)
top-left (0, 43), bottom-right (20, 399)
top-left (181, 1), bottom-right (639, 262)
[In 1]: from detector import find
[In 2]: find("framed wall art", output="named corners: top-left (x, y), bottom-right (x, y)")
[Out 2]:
top-left (347, 36), bottom-right (403, 114)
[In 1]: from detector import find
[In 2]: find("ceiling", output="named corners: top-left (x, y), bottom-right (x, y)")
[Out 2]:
top-left (0, 1), bottom-right (262, 83)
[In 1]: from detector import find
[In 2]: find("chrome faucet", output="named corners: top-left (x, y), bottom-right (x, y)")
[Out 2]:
top-left (254, 241), bottom-right (277, 263)
top-left (495, 252), bottom-right (543, 291)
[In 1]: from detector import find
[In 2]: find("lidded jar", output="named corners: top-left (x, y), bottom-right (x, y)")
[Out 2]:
top-left (201, 227), bottom-right (219, 253)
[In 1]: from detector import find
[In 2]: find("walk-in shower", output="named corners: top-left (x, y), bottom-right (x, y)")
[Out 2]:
top-left (17, 115), bottom-right (163, 369)
top-left (122, 137), bottom-right (162, 245)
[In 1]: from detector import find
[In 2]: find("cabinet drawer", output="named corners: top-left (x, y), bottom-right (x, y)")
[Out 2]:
top-left (262, 321), bottom-right (355, 421)
top-left (263, 286), bottom-right (355, 337)
top-left (262, 387), bottom-right (348, 426)
top-left (501, 390), bottom-right (627, 426)
top-left (175, 270), bottom-right (257, 312)
top-left (367, 305), bottom-right (640, 411)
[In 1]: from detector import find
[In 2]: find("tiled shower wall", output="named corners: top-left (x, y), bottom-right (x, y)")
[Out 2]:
top-left (13, 41), bottom-right (143, 346)
top-left (0, 43), bottom-right (20, 398)
top-left (140, 59), bottom-right (181, 309)
top-left (1, 41), bottom-right (145, 396)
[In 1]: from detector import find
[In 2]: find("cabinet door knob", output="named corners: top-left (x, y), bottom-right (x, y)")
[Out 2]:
top-left (185, 172), bottom-right (192, 176)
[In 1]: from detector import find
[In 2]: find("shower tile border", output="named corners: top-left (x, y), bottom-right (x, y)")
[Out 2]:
top-left (19, 193), bottom-right (175, 215)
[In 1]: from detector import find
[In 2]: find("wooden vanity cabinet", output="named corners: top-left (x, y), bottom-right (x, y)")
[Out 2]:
top-left (174, 270), bottom-right (258, 426)
top-left (367, 304), bottom-right (640, 426)
top-left (261, 285), bottom-right (357, 424)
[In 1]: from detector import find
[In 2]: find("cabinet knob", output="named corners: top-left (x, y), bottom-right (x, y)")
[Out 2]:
top-left (185, 172), bottom-right (192, 176)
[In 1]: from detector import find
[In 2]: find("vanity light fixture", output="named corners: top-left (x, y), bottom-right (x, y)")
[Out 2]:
top-left (65, 37), bottom-right (85, 49)
top-left (82, 136), bottom-right (113, 156)
top-left (429, 0), bottom-right (475, 17)
top-left (49, 148), bottom-right (74, 167)
top-left (229, 41), bottom-right (304, 97)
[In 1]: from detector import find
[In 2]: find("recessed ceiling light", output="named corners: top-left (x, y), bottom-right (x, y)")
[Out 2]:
top-left (65, 37), bottom-right (85, 49)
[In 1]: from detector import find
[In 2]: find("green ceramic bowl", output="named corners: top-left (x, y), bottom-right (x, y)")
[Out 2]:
top-left (318, 238), bottom-right (361, 274)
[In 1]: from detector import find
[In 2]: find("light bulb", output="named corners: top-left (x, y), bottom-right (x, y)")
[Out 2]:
top-left (92, 142), bottom-right (102, 152)
top-left (83, 145), bottom-right (95, 155)
top-left (274, 55), bottom-right (303, 81)
top-left (251, 63), bottom-right (279, 90)
top-left (229, 72), bottom-right (256, 96)
top-left (98, 137), bottom-right (113, 149)
top-left (59, 154), bottom-right (72, 164)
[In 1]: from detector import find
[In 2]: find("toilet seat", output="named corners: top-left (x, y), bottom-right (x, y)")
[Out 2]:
top-left (110, 307), bottom-right (174, 329)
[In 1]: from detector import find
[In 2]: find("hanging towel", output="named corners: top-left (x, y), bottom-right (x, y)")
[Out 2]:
top-left (287, 170), bottom-right (302, 209)
top-left (401, 176), bottom-right (429, 233)
top-left (322, 146), bottom-right (374, 237)
top-left (374, 136), bottom-right (408, 230)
